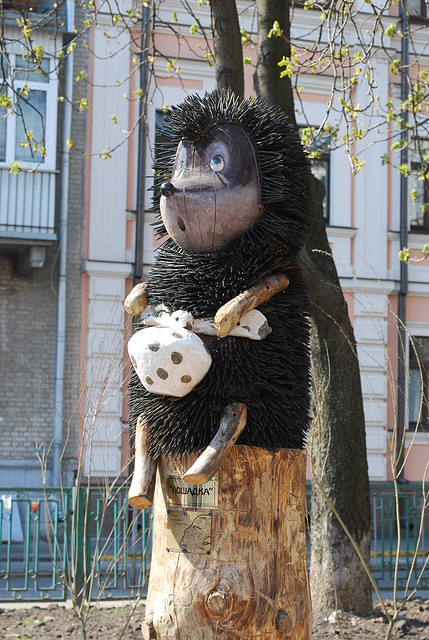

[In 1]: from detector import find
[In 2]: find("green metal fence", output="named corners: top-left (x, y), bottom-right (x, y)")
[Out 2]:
top-left (0, 487), bottom-right (151, 602)
top-left (0, 483), bottom-right (427, 602)
top-left (370, 483), bottom-right (429, 592)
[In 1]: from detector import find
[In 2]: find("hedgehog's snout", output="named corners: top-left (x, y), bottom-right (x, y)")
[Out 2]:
top-left (160, 181), bottom-right (175, 197)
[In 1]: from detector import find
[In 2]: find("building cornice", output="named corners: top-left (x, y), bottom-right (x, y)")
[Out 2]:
top-left (83, 260), bottom-right (133, 278)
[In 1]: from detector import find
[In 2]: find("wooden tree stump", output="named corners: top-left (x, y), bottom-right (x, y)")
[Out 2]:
top-left (141, 446), bottom-right (311, 639)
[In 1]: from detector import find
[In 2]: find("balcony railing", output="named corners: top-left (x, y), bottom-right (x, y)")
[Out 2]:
top-left (0, 168), bottom-right (57, 242)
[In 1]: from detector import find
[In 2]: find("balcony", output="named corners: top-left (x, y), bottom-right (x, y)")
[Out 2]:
top-left (0, 168), bottom-right (57, 273)
top-left (0, 168), bottom-right (56, 241)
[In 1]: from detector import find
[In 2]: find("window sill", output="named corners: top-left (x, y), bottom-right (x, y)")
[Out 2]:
top-left (404, 430), bottom-right (429, 447)
top-left (408, 15), bottom-right (429, 23)
top-left (387, 230), bottom-right (429, 241)
top-left (326, 225), bottom-right (357, 239)
top-left (410, 227), bottom-right (429, 236)
top-left (0, 163), bottom-right (57, 173)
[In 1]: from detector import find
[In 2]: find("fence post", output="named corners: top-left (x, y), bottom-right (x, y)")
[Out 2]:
top-left (71, 486), bottom-right (89, 606)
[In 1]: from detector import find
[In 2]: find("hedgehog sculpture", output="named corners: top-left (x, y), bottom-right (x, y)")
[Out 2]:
top-left (125, 90), bottom-right (311, 491)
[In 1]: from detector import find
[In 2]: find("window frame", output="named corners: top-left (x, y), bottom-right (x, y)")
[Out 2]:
top-left (154, 109), bottom-right (169, 152)
top-left (311, 144), bottom-right (331, 223)
top-left (409, 138), bottom-right (429, 233)
top-left (406, 0), bottom-right (428, 21)
top-left (0, 54), bottom-right (58, 171)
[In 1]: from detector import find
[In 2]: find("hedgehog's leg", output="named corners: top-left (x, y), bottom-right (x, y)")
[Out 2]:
top-left (182, 402), bottom-right (247, 485)
top-left (214, 272), bottom-right (289, 338)
top-left (128, 416), bottom-right (157, 509)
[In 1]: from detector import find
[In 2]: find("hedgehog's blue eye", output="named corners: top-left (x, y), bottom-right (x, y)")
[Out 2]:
top-left (210, 155), bottom-right (224, 172)
top-left (175, 160), bottom-right (184, 174)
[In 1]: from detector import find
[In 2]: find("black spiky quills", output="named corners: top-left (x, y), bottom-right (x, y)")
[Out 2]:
top-left (129, 89), bottom-right (312, 458)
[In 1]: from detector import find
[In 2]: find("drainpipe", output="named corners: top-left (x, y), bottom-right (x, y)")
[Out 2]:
top-left (134, 3), bottom-right (151, 285)
top-left (396, 0), bottom-right (409, 481)
top-left (52, 0), bottom-right (75, 487)
top-left (128, 5), bottom-right (151, 490)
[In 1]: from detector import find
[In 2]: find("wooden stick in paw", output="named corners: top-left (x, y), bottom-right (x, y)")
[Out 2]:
top-left (182, 402), bottom-right (247, 485)
top-left (214, 272), bottom-right (290, 338)
top-left (124, 282), bottom-right (148, 316)
top-left (128, 416), bottom-right (157, 509)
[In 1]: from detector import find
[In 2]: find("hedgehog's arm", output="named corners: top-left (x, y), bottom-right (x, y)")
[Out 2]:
top-left (214, 272), bottom-right (289, 338)
top-left (128, 417), bottom-right (157, 509)
top-left (124, 282), bottom-right (148, 316)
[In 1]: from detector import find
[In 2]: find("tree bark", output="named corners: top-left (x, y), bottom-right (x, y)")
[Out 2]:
top-left (210, 0), bottom-right (244, 99)
top-left (253, 0), bottom-right (296, 125)
top-left (301, 175), bottom-right (372, 614)
top-left (142, 446), bottom-right (311, 639)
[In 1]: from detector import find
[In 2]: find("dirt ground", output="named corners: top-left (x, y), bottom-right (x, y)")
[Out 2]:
top-left (1, 598), bottom-right (429, 639)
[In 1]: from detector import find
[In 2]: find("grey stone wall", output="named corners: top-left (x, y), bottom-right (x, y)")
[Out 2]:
top-left (0, 251), bottom-right (57, 468)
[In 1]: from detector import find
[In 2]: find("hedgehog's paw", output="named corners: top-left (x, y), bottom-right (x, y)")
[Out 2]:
top-left (182, 402), bottom-right (247, 485)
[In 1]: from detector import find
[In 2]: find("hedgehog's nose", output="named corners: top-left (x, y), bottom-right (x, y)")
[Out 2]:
top-left (160, 181), bottom-right (175, 197)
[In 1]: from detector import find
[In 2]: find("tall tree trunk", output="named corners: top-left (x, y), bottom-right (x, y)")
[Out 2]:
top-left (253, 0), bottom-right (372, 615)
top-left (302, 176), bottom-right (372, 614)
top-left (210, 0), bottom-right (244, 99)
top-left (254, 0), bottom-right (296, 125)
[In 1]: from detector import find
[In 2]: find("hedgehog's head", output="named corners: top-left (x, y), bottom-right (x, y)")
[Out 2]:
top-left (160, 123), bottom-right (261, 253)
top-left (154, 90), bottom-right (310, 256)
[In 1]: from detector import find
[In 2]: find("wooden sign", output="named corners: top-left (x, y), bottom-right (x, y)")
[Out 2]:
top-left (166, 510), bottom-right (212, 554)
top-left (166, 476), bottom-right (218, 509)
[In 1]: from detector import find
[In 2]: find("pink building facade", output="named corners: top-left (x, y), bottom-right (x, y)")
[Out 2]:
top-left (80, 0), bottom-right (429, 485)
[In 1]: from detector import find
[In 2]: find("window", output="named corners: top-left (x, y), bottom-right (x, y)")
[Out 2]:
top-left (3, 0), bottom-right (51, 14)
top-left (408, 336), bottom-right (429, 430)
top-left (154, 109), bottom-right (169, 156)
top-left (0, 55), bottom-right (57, 169)
top-left (153, 109), bottom-right (172, 190)
top-left (409, 139), bottom-right (429, 231)
top-left (300, 127), bottom-right (331, 222)
top-left (406, 0), bottom-right (428, 20)
top-left (0, 54), bottom-right (58, 239)
top-left (291, 0), bottom-right (332, 9)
